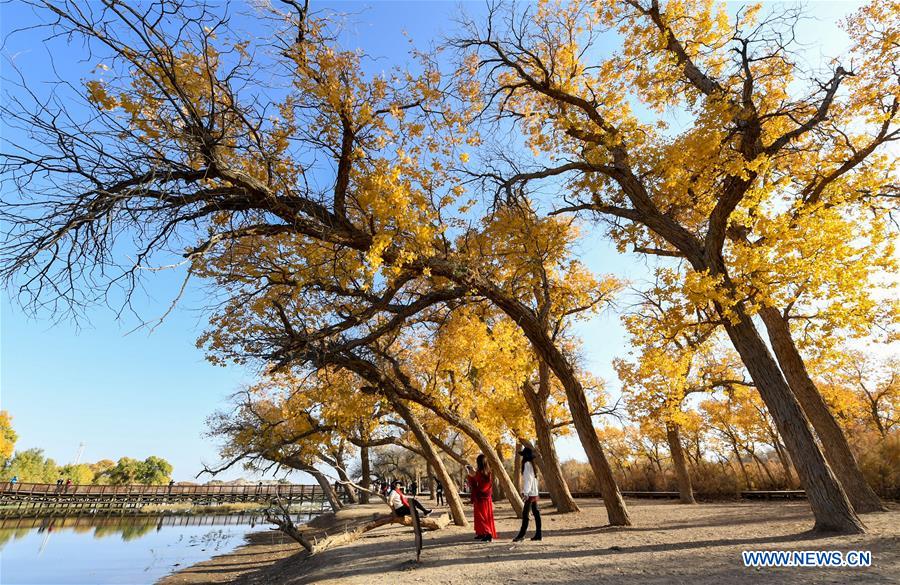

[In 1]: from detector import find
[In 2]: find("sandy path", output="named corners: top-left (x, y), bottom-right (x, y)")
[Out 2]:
top-left (160, 499), bottom-right (899, 585)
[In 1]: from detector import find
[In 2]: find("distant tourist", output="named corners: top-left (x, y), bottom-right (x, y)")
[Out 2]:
top-left (435, 478), bottom-right (444, 506)
top-left (467, 455), bottom-right (497, 542)
top-left (409, 480), bottom-right (418, 496)
top-left (387, 480), bottom-right (432, 518)
top-left (64, 478), bottom-right (72, 491)
top-left (513, 446), bottom-right (541, 542)
top-left (9, 476), bottom-right (18, 484)
top-left (55, 478), bottom-right (64, 492)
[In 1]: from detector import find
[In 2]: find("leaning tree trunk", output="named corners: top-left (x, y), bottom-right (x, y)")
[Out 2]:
top-left (721, 308), bottom-right (865, 533)
top-left (759, 305), bottom-right (885, 513)
top-left (665, 423), bottom-right (695, 504)
top-left (386, 394), bottom-right (468, 527)
top-left (332, 458), bottom-right (359, 504)
top-left (426, 461), bottom-right (434, 501)
top-left (359, 441), bottom-right (371, 504)
top-left (448, 416), bottom-right (524, 517)
top-left (307, 467), bottom-right (344, 512)
top-left (514, 447), bottom-right (522, 491)
top-left (729, 440), bottom-right (753, 490)
top-left (522, 386), bottom-right (579, 512)
top-left (531, 341), bottom-right (630, 525)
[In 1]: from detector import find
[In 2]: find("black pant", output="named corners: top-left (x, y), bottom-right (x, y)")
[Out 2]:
top-left (394, 498), bottom-right (428, 517)
top-left (515, 499), bottom-right (541, 538)
top-left (436, 491), bottom-right (444, 506)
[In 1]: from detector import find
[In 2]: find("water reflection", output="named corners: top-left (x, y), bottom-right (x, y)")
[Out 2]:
top-left (0, 513), bottom-right (310, 585)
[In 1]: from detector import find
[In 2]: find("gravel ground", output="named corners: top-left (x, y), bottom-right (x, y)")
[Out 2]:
top-left (159, 498), bottom-right (900, 585)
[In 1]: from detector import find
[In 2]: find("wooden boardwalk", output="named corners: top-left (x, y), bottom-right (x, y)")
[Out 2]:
top-left (0, 482), bottom-right (337, 517)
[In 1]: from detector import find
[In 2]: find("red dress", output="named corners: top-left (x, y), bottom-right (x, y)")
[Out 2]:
top-left (468, 472), bottom-right (498, 538)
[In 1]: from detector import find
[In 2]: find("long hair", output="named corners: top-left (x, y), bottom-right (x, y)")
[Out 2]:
top-left (476, 453), bottom-right (488, 474)
top-left (520, 446), bottom-right (534, 473)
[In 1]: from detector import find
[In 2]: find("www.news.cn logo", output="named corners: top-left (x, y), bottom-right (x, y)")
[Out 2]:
top-left (742, 550), bottom-right (872, 568)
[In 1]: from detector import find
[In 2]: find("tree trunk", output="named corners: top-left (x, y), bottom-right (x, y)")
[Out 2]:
top-left (771, 436), bottom-right (797, 488)
top-left (387, 395), bottom-right (468, 527)
top-left (522, 392), bottom-right (579, 512)
top-left (334, 465), bottom-right (359, 504)
top-left (759, 305), bottom-right (885, 513)
top-left (308, 467), bottom-right (344, 512)
top-left (514, 447), bottom-right (522, 492)
top-left (532, 342), bottom-right (630, 525)
top-left (397, 390), bottom-right (524, 517)
top-left (730, 441), bottom-right (753, 490)
top-left (359, 441), bottom-right (371, 504)
top-left (722, 310), bottom-right (865, 533)
top-left (452, 418), bottom-right (523, 517)
top-left (665, 423), bottom-right (695, 504)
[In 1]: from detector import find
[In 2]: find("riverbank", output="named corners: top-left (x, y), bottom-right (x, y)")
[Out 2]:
top-left (159, 499), bottom-right (899, 584)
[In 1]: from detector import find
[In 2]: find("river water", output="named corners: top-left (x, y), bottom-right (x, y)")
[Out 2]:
top-left (0, 513), bottom-right (310, 584)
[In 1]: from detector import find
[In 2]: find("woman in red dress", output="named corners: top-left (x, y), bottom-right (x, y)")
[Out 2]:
top-left (467, 454), bottom-right (498, 542)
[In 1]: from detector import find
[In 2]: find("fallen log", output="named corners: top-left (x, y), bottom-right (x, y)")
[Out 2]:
top-left (264, 499), bottom-right (450, 554)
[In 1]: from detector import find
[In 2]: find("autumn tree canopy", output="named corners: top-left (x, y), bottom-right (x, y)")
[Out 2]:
top-left (1, 0), bottom-right (897, 535)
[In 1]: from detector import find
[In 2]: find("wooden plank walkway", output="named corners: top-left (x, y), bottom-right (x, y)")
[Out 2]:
top-left (0, 482), bottom-right (338, 517)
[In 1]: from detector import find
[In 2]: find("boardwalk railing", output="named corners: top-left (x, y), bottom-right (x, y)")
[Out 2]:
top-left (0, 482), bottom-right (346, 517)
top-left (0, 482), bottom-right (321, 499)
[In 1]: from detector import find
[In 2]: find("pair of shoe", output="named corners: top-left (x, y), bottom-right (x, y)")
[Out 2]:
top-left (512, 535), bottom-right (542, 542)
top-left (423, 509), bottom-right (433, 517)
top-left (478, 534), bottom-right (493, 542)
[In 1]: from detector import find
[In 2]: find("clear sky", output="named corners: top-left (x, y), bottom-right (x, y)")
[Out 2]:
top-left (0, 1), bottom-right (865, 482)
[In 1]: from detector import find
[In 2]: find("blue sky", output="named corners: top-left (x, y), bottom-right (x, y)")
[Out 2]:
top-left (1, 1), bottom-right (864, 481)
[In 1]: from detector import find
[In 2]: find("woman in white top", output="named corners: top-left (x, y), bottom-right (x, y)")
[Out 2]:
top-left (387, 481), bottom-right (432, 518)
top-left (513, 446), bottom-right (542, 541)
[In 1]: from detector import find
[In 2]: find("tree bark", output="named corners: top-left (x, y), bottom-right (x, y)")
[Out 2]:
top-left (514, 447), bottom-right (522, 492)
top-left (721, 310), bottom-right (865, 533)
top-left (386, 395), bottom-right (468, 527)
top-left (359, 441), bottom-right (371, 504)
top-left (665, 423), bottom-right (696, 504)
top-left (759, 305), bottom-right (885, 513)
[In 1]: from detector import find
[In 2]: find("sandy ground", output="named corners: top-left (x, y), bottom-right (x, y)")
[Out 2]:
top-left (159, 499), bottom-right (900, 585)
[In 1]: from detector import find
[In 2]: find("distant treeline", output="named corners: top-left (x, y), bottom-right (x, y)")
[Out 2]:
top-left (0, 413), bottom-right (173, 485)
top-left (0, 448), bottom-right (173, 485)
